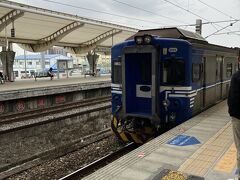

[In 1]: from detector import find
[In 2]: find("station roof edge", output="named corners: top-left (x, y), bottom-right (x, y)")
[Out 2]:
top-left (0, 0), bottom-right (139, 32)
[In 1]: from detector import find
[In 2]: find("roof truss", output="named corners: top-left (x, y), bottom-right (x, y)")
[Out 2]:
top-left (0, 9), bottom-right (24, 32)
top-left (0, 0), bottom-right (138, 53)
top-left (73, 29), bottom-right (122, 54)
top-left (20, 21), bottom-right (84, 52)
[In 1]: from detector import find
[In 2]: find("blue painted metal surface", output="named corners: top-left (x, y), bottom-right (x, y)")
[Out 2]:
top-left (125, 53), bottom-right (152, 115)
top-left (111, 37), bottom-right (193, 124)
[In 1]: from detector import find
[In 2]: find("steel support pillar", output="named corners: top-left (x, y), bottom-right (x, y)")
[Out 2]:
top-left (86, 51), bottom-right (99, 75)
top-left (0, 50), bottom-right (15, 82)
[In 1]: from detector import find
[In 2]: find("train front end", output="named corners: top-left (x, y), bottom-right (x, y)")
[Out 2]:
top-left (111, 34), bottom-right (191, 144)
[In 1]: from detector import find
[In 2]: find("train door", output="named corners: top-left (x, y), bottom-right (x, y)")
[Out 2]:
top-left (122, 46), bottom-right (158, 118)
top-left (215, 56), bottom-right (223, 101)
top-left (201, 57), bottom-right (207, 109)
top-left (220, 56), bottom-right (224, 99)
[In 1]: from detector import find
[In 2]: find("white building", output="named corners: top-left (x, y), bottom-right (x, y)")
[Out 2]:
top-left (14, 54), bottom-right (73, 79)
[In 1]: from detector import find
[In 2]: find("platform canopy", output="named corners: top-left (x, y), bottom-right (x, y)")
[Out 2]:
top-left (0, 0), bottom-right (138, 54)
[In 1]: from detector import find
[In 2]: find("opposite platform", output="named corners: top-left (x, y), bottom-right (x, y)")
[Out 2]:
top-left (0, 76), bottom-right (110, 101)
top-left (84, 101), bottom-right (236, 180)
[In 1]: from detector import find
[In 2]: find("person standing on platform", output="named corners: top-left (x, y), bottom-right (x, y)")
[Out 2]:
top-left (0, 72), bottom-right (4, 84)
top-left (228, 69), bottom-right (240, 179)
top-left (47, 67), bottom-right (54, 80)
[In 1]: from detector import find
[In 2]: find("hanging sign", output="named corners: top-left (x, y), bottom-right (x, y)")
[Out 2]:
top-left (0, 38), bottom-right (7, 47)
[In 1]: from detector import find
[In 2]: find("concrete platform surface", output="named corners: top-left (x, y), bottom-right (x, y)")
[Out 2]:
top-left (0, 76), bottom-right (110, 101)
top-left (0, 75), bottom-right (110, 92)
top-left (84, 101), bottom-right (237, 180)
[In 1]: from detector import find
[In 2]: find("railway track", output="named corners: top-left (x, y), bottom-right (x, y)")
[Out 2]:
top-left (2, 129), bottom-right (116, 180)
top-left (0, 95), bottom-right (111, 125)
top-left (59, 142), bottom-right (138, 180)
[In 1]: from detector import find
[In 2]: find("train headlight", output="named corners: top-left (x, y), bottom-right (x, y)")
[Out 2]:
top-left (134, 36), bottom-right (143, 45)
top-left (134, 35), bottom-right (153, 45)
top-left (143, 35), bottom-right (152, 44)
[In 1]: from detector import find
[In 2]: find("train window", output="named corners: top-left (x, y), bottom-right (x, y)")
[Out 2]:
top-left (226, 63), bottom-right (233, 77)
top-left (140, 59), bottom-right (151, 83)
top-left (113, 60), bottom-right (122, 84)
top-left (162, 59), bottom-right (185, 85)
top-left (14, 71), bottom-right (19, 77)
top-left (192, 64), bottom-right (201, 82)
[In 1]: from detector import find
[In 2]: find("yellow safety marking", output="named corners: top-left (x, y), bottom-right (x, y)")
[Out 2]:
top-left (214, 143), bottom-right (237, 173)
top-left (130, 133), bottom-right (143, 144)
top-left (178, 122), bottom-right (233, 177)
top-left (119, 132), bottom-right (129, 142)
top-left (144, 127), bottom-right (153, 134)
top-left (113, 117), bottom-right (118, 127)
top-left (162, 170), bottom-right (186, 180)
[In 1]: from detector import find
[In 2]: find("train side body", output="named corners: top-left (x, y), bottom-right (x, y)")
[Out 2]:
top-left (111, 32), bottom-right (239, 143)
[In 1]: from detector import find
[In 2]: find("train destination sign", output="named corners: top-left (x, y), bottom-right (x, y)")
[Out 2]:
top-left (167, 135), bottom-right (201, 146)
top-left (168, 47), bottom-right (178, 53)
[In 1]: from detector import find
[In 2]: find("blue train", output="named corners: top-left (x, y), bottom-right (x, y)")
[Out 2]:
top-left (111, 28), bottom-right (239, 144)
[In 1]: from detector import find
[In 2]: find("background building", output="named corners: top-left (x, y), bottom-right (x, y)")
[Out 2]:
top-left (44, 46), bottom-right (67, 56)
top-left (14, 54), bottom-right (73, 79)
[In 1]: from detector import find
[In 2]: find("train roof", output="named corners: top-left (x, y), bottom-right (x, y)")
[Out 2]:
top-left (127, 27), bottom-right (239, 54)
top-left (127, 27), bottom-right (207, 44)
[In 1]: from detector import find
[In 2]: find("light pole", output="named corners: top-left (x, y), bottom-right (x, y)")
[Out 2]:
top-left (24, 49), bottom-right (27, 78)
top-left (41, 52), bottom-right (45, 71)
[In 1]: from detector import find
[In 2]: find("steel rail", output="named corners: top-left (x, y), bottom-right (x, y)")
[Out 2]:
top-left (59, 142), bottom-right (137, 180)
top-left (0, 129), bottom-right (113, 179)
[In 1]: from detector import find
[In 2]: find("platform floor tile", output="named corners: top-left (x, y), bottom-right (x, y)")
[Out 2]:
top-left (84, 101), bottom-right (235, 180)
top-left (0, 76), bottom-right (110, 92)
top-left (178, 122), bottom-right (233, 177)
top-left (112, 166), bottom-right (154, 180)
top-left (129, 159), bottom-right (164, 173)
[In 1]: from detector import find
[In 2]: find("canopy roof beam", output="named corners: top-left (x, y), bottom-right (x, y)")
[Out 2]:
top-left (32, 21), bottom-right (84, 52)
top-left (20, 21), bottom-right (84, 52)
top-left (0, 9), bottom-right (24, 32)
top-left (39, 21), bottom-right (84, 43)
top-left (73, 29), bottom-right (122, 54)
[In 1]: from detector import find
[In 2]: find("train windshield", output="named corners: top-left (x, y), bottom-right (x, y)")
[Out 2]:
top-left (161, 59), bottom-right (185, 85)
top-left (113, 59), bottom-right (122, 84)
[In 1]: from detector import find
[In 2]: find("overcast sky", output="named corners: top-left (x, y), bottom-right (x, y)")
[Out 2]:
top-left (10, 0), bottom-right (240, 54)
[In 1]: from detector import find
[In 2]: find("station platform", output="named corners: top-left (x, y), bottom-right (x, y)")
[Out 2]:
top-left (0, 75), bottom-right (110, 92)
top-left (84, 100), bottom-right (236, 180)
top-left (0, 75), bottom-right (110, 114)
top-left (0, 75), bottom-right (110, 101)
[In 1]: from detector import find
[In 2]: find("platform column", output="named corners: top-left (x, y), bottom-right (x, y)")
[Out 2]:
top-left (86, 51), bottom-right (99, 75)
top-left (0, 48), bottom-right (15, 82)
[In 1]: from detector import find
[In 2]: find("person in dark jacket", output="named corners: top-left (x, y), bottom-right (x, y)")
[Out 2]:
top-left (0, 72), bottom-right (3, 79)
top-left (47, 68), bottom-right (54, 80)
top-left (228, 69), bottom-right (240, 178)
top-left (0, 72), bottom-right (4, 84)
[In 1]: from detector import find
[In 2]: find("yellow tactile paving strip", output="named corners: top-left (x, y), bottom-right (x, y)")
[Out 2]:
top-left (178, 121), bottom-right (233, 177)
top-left (162, 171), bottom-right (186, 180)
top-left (214, 143), bottom-right (237, 173)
